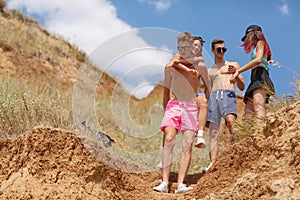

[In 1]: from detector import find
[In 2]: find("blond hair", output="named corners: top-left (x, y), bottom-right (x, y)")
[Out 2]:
top-left (177, 32), bottom-right (194, 44)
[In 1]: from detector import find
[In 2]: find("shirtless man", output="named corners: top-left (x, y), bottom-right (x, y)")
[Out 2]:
top-left (170, 36), bottom-right (210, 148)
top-left (153, 32), bottom-right (199, 194)
top-left (204, 38), bottom-right (244, 171)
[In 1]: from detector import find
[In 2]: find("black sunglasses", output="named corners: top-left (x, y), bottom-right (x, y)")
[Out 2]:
top-left (216, 47), bottom-right (227, 53)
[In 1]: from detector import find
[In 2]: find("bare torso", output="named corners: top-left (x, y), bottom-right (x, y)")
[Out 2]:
top-left (169, 64), bottom-right (199, 103)
top-left (209, 61), bottom-right (236, 91)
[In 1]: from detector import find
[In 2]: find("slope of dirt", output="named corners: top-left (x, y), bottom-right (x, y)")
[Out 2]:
top-left (0, 11), bottom-right (82, 87)
top-left (1, 102), bottom-right (299, 200)
top-left (0, 127), bottom-right (158, 200)
top-left (184, 101), bottom-right (300, 199)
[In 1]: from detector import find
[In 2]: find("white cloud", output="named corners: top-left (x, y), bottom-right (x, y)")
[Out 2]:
top-left (138, 0), bottom-right (171, 11)
top-left (89, 28), bottom-right (177, 99)
top-left (110, 48), bottom-right (172, 99)
top-left (279, 1), bottom-right (290, 15)
top-left (7, 0), bottom-right (177, 98)
top-left (7, 0), bottom-right (132, 53)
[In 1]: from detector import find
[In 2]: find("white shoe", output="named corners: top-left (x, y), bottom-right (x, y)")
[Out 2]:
top-left (174, 183), bottom-right (192, 194)
top-left (201, 162), bottom-right (213, 172)
top-left (153, 181), bottom-right (169, 193)
top-left (195, 136), bottom-right (206, 148)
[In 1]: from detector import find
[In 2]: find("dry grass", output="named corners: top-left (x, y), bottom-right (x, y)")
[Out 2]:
top-left (0, 10), bottom-right (86, 65)
top-left (0, 77), bottom-right (75, 137)
top-left (234, 86), bottom-right (300, 140)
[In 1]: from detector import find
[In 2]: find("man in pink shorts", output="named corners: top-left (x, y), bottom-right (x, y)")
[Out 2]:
top-left (153, 32), bottom-right (200, 194)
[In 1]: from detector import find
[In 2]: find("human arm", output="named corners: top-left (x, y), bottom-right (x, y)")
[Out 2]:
top-left (229, 62), bottom-right (245, 91)
top-left (196, 62), bottom-right (211, 100)
top-left (174, 63), bottom-right (198, 75)
top-left (171, 54), bottom-right (198, 75)
top-left (178, 56), bottom-right (204, 65)
top-left (162, 65), bottom-right (172, 110)
top-left (230, 41), bottom-right (265, 81)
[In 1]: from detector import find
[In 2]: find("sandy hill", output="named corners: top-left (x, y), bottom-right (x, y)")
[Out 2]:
top-left (0, 7), bottom-right (299, 200)
top-left (0, 102), bottom-right (299, 199)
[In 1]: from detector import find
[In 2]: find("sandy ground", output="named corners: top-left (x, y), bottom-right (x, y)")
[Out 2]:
top-left (0, 102), bottom-right (299, 200)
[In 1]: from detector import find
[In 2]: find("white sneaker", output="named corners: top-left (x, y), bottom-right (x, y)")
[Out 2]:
top-left (201, 162), bottom-right (213, 172)
top-left (174, 183), bottom-right (192, 194)
top-left (195, 136), bottom-right (206, 148)
top-left (153, 181), bottom-right (169, 193)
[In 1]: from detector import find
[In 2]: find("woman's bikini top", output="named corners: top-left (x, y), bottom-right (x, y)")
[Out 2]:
top-left (251, 46), bottom-right (269, 71)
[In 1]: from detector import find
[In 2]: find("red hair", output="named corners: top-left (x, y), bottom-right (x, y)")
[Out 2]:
top-left (241, 30), bottom-right (272, 60)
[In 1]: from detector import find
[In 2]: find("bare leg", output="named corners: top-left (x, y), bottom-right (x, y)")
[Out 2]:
top-left (162, 127), bottom-right (177, 184)
top-left (209, 123), bottom-right (220, 162)
top-left (225, 114), bottom-right (238, 143)
top-left (195, 95), bottom-right (208, 148)
top-left (197, 95), bottom-right (208, 132)
top-left (243, 99), bottom-right (255, 119)
top-left (177, 130), bottom-right (194, 184)
top-left (252, 88), bottom-right (266, 122)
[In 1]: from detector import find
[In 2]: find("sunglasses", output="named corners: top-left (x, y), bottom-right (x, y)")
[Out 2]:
top-left (177, 46), bottom-right (191, 51)
top-left (216, 47), bottom-right (227, 53)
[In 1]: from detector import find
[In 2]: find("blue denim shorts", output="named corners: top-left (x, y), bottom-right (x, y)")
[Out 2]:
top-left (207, 90), bottom-right (237, 125)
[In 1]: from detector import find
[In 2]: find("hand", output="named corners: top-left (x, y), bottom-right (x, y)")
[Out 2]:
top-left (168, 59), bottom-right (178, 67)
top-left (188, 68), bottom-right (198, 76)
top-left (230, 71), bottom-right (239, 83)
top-left (228, 65), bottom-right (236, 74)
top-left (173, 60), bottom-right (180, 65)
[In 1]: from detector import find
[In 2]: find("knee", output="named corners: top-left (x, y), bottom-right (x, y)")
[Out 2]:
top-left (226, 119), bottom-right (235, 130)
top-left (164, 135), bottom-right (175, 146)
top-left (210, 129), bottom-right (219, 139)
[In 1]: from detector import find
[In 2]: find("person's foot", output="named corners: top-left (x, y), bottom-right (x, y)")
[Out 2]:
top-left (195, 136), bottom-right (206, 148)
top-left (153, 181), bottom-right (169, 193)
top-left (174, 183), bottom-right (192, 194)
top-left (201, 162), bottom-right (213, 172)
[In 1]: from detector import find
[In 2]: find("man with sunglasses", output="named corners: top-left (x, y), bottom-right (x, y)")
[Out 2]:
top-left (166, 36), bottom-right (210, 149)
top-left (203, 38), bottom-right (245, 171)
top-left (153, 32), bottom-right (199, 194)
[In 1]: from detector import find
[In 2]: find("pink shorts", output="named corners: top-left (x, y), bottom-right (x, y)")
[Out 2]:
top-left (160, 100), bottom-right (199, 133)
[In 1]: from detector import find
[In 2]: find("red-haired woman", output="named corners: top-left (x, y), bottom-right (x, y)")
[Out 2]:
top-left (230, 25), bottom-right (275, 122)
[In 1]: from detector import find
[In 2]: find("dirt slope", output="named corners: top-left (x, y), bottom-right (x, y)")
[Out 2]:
top-left (1, 101), bottom-right (299, 200)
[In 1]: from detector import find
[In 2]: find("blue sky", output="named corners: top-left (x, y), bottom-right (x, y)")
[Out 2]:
top-left (7, 0), bottom-right (300, 99)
